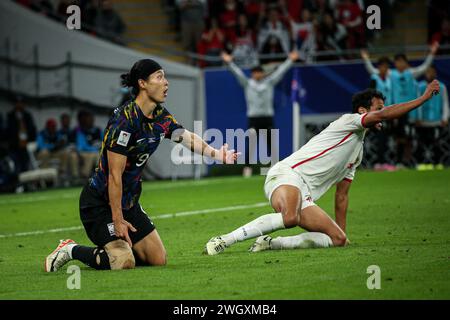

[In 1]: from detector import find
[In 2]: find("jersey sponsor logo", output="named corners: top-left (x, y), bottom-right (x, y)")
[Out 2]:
top-left (117, 131), bottom-right (131, 147)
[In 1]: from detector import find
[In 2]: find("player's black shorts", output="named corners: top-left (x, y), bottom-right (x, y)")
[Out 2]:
top-left (79, 184), bottom-right (155, 247)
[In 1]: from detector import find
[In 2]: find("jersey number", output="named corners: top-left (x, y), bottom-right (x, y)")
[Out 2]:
top-left (136, 153), bottom-right (150, 167)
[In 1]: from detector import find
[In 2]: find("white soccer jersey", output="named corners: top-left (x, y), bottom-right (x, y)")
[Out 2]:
top-left (280, 113), bottom-right (368, 201)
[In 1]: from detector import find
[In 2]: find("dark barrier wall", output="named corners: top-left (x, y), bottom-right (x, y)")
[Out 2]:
top-left (205, 57), bottom-right (450, 161)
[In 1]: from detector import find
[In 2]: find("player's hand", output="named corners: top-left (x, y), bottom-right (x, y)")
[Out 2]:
top-left (221, 52), bottom-right (233, 63)
top-left (422, 79), bottom-right (440, 100)
top-left (114, 219), bottom-right (137, 247)
top-left (360, 49), bottom-right (369, 60)
top-left (289, 50), bottom-right (299, 62)
top-left (430, 41), bottom-right (440, 55)
top-left (217, 143), bottom-right (241, 164)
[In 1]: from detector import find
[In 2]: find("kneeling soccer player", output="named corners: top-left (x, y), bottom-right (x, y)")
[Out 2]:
top-left (45, 59), bottom-right (239, 271)
top-left (205, 80), bottom-right (440, 255)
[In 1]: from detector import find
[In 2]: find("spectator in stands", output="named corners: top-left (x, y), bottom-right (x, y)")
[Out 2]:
top-left (58, 113), bottom-right (75, 147)
top-left (289, 8), bottom-right (316, 63)
top-left (221, 50), bottom-right (299, 176)
top-left (316, 11), bottom-right (347, 61)
top-left (58, 113), bottom-right (78, 179)
top-left (30, 0), bottom-right (57, 19)
top-left (94, 0), bottom-right (126, 44)
top-left (73, 110), bottom-right (103, 178)
top-left (36, 118), bottom-right (69, 176)
top-left (219, 0), bottom-right (239, 42)
top-left (197, 18), bottom-right (225, 67)
top-left (82, 0), bottom-right (100, 31)
top-left (427, 0), bottom-right (450, 42)
top-left (230, 14), bottom-right (259, 67)
top-left (242, 0), bottom-right (263, 29)
top-left (6, 96), bottom-right (37, 173)
top-left (176, 0), bottom-right (206, 54)
top-left (335, 0), bottom-right (365, 53)
top-left (431, 18), bottom-right (450, 55)
top-left (415, 65), bottom-right (449, 168)
top-left (258, 8), bottom-right (291, 63)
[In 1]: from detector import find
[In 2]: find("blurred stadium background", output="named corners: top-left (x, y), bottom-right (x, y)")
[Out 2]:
top-left (0, 0), bottom-right (449, 191)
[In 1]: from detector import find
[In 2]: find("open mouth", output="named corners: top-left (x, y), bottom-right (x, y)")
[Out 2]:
top-left (163, 89), bottom-right (168, 97)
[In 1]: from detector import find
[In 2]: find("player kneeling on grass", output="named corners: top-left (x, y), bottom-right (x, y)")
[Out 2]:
top-left (205, 80), bottom-right (440, 255)
top-left (45, 59), bottom-right (239, 272)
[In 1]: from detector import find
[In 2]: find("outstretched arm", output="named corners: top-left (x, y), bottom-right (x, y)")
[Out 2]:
top-left (360, 49), bottom-right (379, 75)
top-left (363, 80), bottom-right (440, 127)
top-left (264, 51), bottom-right (299, 85)
top-left (177, 129), bottom-right (240, 164)
top-left (222, 52), bottom-right (248, 87)
top-left (410, 42), bottom-right (439, 78)
top-left (335, 179), bottom-right (351, 233)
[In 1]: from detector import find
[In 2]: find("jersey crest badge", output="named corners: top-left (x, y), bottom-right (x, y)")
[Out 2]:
top-left (117, 131), bottom-right (131, 147)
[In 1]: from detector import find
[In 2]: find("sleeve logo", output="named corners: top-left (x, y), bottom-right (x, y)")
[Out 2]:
top-left (117, 130), bottom-right (131, 147)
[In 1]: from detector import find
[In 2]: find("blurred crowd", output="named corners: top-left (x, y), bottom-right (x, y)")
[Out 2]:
top-left (428, 0), bottom-right (450, 55)
top-left (0, 97), bottom-right (103, 191)
top-left (14, 0), bottom-right (126, 44)
top-left (170, 0), bottom-right (398, 67)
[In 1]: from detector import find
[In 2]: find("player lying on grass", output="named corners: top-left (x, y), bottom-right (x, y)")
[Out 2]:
top-left (205, 80), bottom-right (440, 255)
top-left (45, 59), bottom-right (239, 272)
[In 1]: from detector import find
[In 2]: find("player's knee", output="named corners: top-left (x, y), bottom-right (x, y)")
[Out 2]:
top-left (282, 211), bottom-right (299, 228)
top-left (104, 240), bottom-right (136, 270)
top-left (332, 232), bottom-right (347, 247)
top-left (150, 248), bottom-right (167, 266)
top-left (152, 251), bottom-right (167, 266)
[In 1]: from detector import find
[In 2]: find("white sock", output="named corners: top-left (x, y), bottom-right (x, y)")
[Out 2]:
top-left (66, 243), bottom-right (77, 259)
top-left (270, 232), bottom-right (333, 250)
top-left (222, 213), bottom-right (285, 246)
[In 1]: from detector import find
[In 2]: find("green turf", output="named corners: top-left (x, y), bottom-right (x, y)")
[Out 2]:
top-left (0, 170), bottom-right (449, 299)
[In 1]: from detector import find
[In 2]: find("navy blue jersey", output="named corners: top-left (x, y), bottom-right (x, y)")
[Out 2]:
top-left (88, 100), bottom-right (183, 210)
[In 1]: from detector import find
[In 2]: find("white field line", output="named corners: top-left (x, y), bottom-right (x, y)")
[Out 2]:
top-left (0, 177), bottom-right (249, 206)
top-left (0, 202), bottom-right (268, 238)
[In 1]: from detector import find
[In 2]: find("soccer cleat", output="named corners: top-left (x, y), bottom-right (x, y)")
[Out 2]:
top-left (249, 235), bottom-right (272, 252)
top-left (204, 236), bottom-right (228, 256)
top-left (45, 239), bottom-right (75, 272)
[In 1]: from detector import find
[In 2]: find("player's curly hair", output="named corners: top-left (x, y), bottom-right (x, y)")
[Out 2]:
top-left (351, 89), bottom-right (385, 113)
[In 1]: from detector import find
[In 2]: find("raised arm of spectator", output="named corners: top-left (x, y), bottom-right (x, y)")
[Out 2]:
top-left (410, 42), bottom-right (439, 78)
top-left (264, 50), bottom-right (298, 85)
top-left (360, 49), bottom-right (379, 75)
top-left (222, 52), bottom-right (248, 87)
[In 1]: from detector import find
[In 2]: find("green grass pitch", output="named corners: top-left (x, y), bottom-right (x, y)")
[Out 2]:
top-left (0, 169), bottom-right (449, 299)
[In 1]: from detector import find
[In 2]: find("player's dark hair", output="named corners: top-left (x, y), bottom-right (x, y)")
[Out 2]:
top-left (377, 56), bottom-right (391, 66)
top-left (351, 89), bottom-right (385, 113)
top-left (120, 59), bottom-right (162, 96)
top-left (394, 53), bottom-right (408, 62)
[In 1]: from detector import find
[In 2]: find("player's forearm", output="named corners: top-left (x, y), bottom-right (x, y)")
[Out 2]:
top-left (378, 96), bottom-right (428, 121)
top-left (335, 194), bottom-right (348, 232)
top-left (181, 131), bottom-right (220, 161)
top-left (108, 174), bottom-right (124, 221)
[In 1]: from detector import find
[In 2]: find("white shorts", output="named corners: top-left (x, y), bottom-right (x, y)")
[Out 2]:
top-left (264, 162), bottom-right (316, 210)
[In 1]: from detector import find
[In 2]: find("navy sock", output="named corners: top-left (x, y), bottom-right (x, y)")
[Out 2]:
top-left (72, 245), bottom-right (111, 270)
